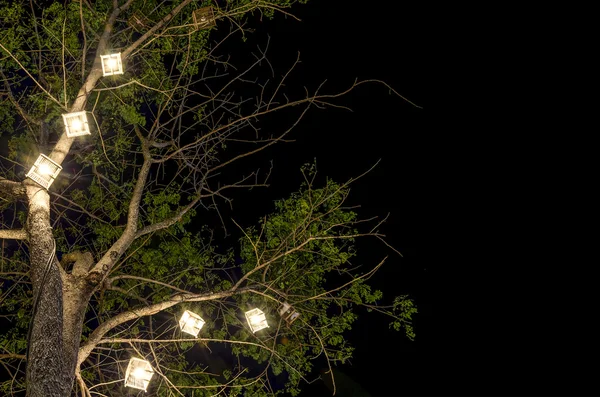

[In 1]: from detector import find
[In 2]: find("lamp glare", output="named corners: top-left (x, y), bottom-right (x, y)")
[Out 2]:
top-left (38, 164), bottom-right (52, 175)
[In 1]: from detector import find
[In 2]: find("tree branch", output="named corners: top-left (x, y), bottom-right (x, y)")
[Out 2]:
top-left (0, 354), bottom-right (26, 360)
top-left (134, 194), bottom-right (201, 239)
top-left (61, 251), bottom-right (94, 277)
top-left (121, 0), bottom-right (194, 59)
top-left (233, 233), bottom-right (374, 290)
top-left (86, 134), bottom-right (152, 283)
top-left (0, 178), bottom-right (26, 201)
top-left (0, 229), bottom-right (28, 240)
top-left (108, 275), bottom-right (190, 294)
top-left (294, 257), bottom-right (386, 304)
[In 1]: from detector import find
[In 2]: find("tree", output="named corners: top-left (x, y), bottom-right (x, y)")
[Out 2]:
top-left (0, 0), bottom-right (417, 395)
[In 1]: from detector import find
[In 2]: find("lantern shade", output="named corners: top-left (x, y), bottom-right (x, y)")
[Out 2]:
top-left (100, 53), bottom-right (123, 76)
top-left (26, 154), bottom-right (62, 189)
top-left (278, 302), bottom-right (301, 324)
top-left (245, 308), bottom-right (269, 333)
top-left (179, 310), bottom-right (205, 337)
top-left (192, 7), bottom-right (216, 29)
top-left (62, 111), bottom-right (91, 138)
top-left (124, 357), bottom-right (154, 391)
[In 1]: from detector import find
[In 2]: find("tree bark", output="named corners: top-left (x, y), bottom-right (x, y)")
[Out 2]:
top-left (25, 183), bottom-right (69, 397)
top-left (24, 183), bottom-right (96, 397)
top-left (62, 275), bottom-right (94, 390)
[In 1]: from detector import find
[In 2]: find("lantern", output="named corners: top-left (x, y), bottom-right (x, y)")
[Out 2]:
top-left (26, 154), bottom-right (62, 189)
top-left (100, 53), bottom-right (123, 76)
top-left (179, 310), bottom-right (205, 337)
top-left (278, 302), bottom-right (300, 324)
top-left (62, 111), bottom-right (91, 138)
top-left (245, 308), bottom-right (268, 333)
top-left (124, 357), bottom-right (154, 391)
top-left (192, 7), bottom-right (216, 29)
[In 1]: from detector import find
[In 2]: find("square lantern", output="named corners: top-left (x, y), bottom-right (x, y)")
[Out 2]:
top-left (62, 111), bottom-right (91, 138)
top-left (192, 7), bottom-right (216, 29)
top-left (26, 154), bottom-right (62, 189)
top-left (179, 310), bottom-right (205, 337)
top-left (245, 308), bottom-right (269, 333)
top-left (124, 357), bottom-right (154, 392)
top-left (100, 53), bottom-right (123, 76)
top-left (279, 302), bottom-right (301, 325)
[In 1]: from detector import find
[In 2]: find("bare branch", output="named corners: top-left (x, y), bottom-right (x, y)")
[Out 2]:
top-left (0, 42), bottom-right (65, 109)
top-left (0, 354), bottom-right (26, 360)
top-left (134, 194), bottom-right (201, 239)
top-left (108, 275), bottom-right (190, 295)
top-left (0, 229), bottom-right (28, 240)
top-left (0, 178), bottom-right (26, 201)
top-left (0, 69), bottom-right (40, 128)
top-left (301, 320), bottom-right (335, 395)
top-left (134, 176), bottom-right (267, 239)
top-left (295, 257), bottom-right (387, 304)
top-left (234, 233), bottom-right (376, 290)
top-left (122, 0), bottom-right (194, 59)
top-left (51, 192), bottom-right (110, 225)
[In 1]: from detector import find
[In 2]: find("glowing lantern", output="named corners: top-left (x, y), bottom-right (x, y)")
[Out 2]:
top-left (100, 53), bottom-right (123, 76)
top-left (179, 310), bottom-right (205, 337)
top-left (245, 308), bottom-right (268, 333)
top-left (278, 302), bottom-right (300, 324)
top-left (62, 111), bottom-right (90, 138)
top-left (124, 357), bottom-right (154, 391)
top-left (192, 7), bottom-right (216, 29)
top-left (26, 154), bottom-right (62, 189)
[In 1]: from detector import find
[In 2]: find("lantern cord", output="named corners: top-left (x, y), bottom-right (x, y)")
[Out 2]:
top-left (25, 237), bottom-right (57, 364)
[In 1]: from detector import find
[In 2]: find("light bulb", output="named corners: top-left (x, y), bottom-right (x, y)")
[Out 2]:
top-left (71, 119), bottom-right (82, 131)
top-left (38, 164), bottom-right (52, 175)
top-left (250, 315), bottom-right (262, 325)
top-left (107, 58), bottom-right (117, 70)
top-left (133, 367), bottom-right (146, 379)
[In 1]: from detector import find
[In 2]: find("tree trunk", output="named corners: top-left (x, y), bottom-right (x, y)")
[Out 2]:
top-left (25, 184), bottom-right (69, 396)
top-left (24, 184), bottom-right (92, 397)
